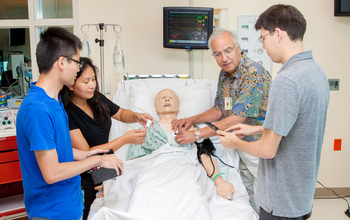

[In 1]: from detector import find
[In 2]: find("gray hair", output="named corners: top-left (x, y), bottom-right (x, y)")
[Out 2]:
top-left (208, 28), bottom-right (240, 52)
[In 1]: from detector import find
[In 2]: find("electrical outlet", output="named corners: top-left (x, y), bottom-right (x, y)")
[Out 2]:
top-left (328, 79), bottom-right (339, 91)
top-left (334, 139), bottom-right (342, 151)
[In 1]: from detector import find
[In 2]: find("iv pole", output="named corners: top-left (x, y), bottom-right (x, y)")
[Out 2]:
top-left (80, 23), bottom-right (122, 94)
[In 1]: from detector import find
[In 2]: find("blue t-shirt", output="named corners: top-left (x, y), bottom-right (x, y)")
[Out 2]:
top-left (16, 82), bottom-right (83, 219)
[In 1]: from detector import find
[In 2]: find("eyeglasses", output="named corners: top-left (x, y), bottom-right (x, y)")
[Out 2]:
top-left (258, 31), bottom-right (275, 44)
top-left (212, 47), bottom-right (235, 60)
top-left (63, 56), bottom-right (84, 69)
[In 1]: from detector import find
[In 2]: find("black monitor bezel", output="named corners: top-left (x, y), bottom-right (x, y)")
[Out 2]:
top-left (163, 7), bottom-right (213, 50)
top-left (334, 0), bottom-right (350, 16)
top-left (10, 28), bottom-right (26, 46)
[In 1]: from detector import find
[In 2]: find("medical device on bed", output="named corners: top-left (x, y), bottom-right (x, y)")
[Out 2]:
top-left (196, 137), bottom-right (238, 178)
top-left (204, 121), bottom-right (219, 131)
top-left (145, 119), bottom-right (152, 129)
top-left (196, 138), bottom-right (217, 177)
top-left (197, 122), bottom-right (238, 175)
top-left (89, 149), bottom-right (121, 185)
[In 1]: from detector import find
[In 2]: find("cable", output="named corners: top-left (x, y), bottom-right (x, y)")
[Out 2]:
top-left (212, 153), bottom-right (237, 170)
top-left (224, 148), bottom-right (229, 181)
top-left (314, 195), bottom-right (350, 200)
top-left (208, 154), bottom-right (215, 178)
top-left (316, 180), bottom-right (349, 206)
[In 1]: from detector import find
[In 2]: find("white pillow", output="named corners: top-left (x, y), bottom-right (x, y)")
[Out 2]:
top-left (127, 82), bottom-right (213, 130)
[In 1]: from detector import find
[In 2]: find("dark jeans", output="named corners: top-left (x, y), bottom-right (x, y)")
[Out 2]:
top-left (81, 175), bottom-right (98, 220)
top-left (259, 207), bottom-right (311, 220)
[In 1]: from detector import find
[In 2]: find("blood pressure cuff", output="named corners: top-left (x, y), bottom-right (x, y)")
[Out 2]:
top-left (196, 138), bottom-right (216, 165)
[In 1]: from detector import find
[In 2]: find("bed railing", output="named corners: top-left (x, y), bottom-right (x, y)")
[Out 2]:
top-left (123, 74), bottom-right (189, 80)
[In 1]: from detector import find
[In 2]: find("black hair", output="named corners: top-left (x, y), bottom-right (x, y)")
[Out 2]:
top-left (255, 4), bottom-right (307, 41)
top-left (36, 26), bottom-right (83, 74)
top-left (60, 57), bottom-right (111, 125)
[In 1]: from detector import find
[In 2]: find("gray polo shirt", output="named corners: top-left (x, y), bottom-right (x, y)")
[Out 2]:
top-left (257, 51), bottom-right (329, 217)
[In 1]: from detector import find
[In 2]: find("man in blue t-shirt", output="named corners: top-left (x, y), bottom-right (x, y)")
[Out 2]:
top-left (218, 4), bottom-right (329, 220)
top-left (16, 27), bottom-right (124, 220)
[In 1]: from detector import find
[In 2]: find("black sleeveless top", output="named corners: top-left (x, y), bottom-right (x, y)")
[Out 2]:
top-left (65, 93), bottom-right (120, 148)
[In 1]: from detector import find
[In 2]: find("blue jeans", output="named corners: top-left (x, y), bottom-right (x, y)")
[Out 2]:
top-left (32, 217), bottom-right (82, 220)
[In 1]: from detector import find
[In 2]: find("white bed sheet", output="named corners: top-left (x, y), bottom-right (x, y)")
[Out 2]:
top-left (88, 78), bottom-right (258, 220)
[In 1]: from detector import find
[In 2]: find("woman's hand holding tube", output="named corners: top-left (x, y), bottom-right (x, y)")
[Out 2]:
top-left (136, 113), bottom-right (154, 127)
top-left (124, 129), bottom-right (147, 145)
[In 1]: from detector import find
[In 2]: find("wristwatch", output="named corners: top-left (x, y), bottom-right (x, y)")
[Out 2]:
top-left (194, 129), bottom-right (204, 143)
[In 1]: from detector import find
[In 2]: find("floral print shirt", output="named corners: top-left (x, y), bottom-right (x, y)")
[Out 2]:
top-left (214, 53), bottom-right (271, 140)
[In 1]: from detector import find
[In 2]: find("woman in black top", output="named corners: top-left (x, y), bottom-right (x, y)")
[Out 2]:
top-left (60, 57), bottom-right (152, 220)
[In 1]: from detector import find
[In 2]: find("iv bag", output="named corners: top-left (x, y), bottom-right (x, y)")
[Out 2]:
top-left (113, 33), bottom-right (125, 74)
top-left (81, 33), bottom-right (92, 58)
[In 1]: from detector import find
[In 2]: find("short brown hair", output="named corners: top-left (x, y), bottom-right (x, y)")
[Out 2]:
top-left (255, 4), bottom-right (306, 41)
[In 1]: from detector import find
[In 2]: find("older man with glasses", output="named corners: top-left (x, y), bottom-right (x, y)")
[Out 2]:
top-left (218, 5), bottom-right (329, 220)
top-left (172, 28), bottom-right (271, 213)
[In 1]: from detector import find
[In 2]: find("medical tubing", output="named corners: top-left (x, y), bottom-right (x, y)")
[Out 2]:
top-left (224, 148), bottom-right (229, 181)
top-left (212, 154), bottom-right (237, 171)
top-left (208, 154), bottom-right (215, 178)
top-left (213, 173), bottom-right (225, 183)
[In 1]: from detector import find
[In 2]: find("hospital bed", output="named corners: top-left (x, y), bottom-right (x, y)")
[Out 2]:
top-left (88, 78), bottom-right (258, 220)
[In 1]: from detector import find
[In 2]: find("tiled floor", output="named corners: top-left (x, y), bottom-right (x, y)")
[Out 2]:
top-left (310, 197), bottom-right (350, 220)
top-left (13, 197), bottom-right (350, 220)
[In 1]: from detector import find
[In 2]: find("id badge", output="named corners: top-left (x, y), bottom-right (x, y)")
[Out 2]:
top-left (224, 97), bottom-right (232, 110)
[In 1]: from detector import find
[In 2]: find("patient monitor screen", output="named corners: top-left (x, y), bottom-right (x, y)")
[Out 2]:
top-left (163, 7), bottom-right (213, 50)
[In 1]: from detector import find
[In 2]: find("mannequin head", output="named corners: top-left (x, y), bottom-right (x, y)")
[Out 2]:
top-left (155, 89), bottom-right (179, 117)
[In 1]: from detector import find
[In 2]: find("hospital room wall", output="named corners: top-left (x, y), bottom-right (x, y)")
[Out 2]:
top-left (78, 0), bottom-right (350, 189)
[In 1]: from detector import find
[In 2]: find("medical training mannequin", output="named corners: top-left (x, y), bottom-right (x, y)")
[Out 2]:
top-left (126, 89), bottom-right (235, 199)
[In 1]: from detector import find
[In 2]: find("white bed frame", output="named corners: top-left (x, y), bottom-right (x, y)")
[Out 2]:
top-left (88, 78), bottom-right (257, 220)
top-left (110, 78), bottom-right (243, 189)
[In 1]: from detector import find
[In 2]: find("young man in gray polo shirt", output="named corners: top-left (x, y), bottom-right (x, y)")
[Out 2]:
top-left (217, 4), bottom-right (329, 220)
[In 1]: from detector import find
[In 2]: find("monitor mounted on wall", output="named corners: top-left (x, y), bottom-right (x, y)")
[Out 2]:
top-left (10, 28), bottom-right (26, 46)
top-left (163, 7), bottom-right (214, 50)
top-left (334, 0), bottom-right (350, 16)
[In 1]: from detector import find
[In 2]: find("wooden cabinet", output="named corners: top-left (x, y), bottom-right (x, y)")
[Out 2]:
top-left (0, 131), bottom-right (26, 218)
top-left (0, 135), bottom-right (22, 187)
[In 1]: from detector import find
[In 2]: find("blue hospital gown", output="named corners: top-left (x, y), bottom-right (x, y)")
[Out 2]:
top-left (125, 121), bottom-right (191, 160)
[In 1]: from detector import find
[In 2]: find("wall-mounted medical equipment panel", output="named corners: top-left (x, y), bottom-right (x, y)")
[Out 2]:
top-left (238, 15), bottom-right (273, 75)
